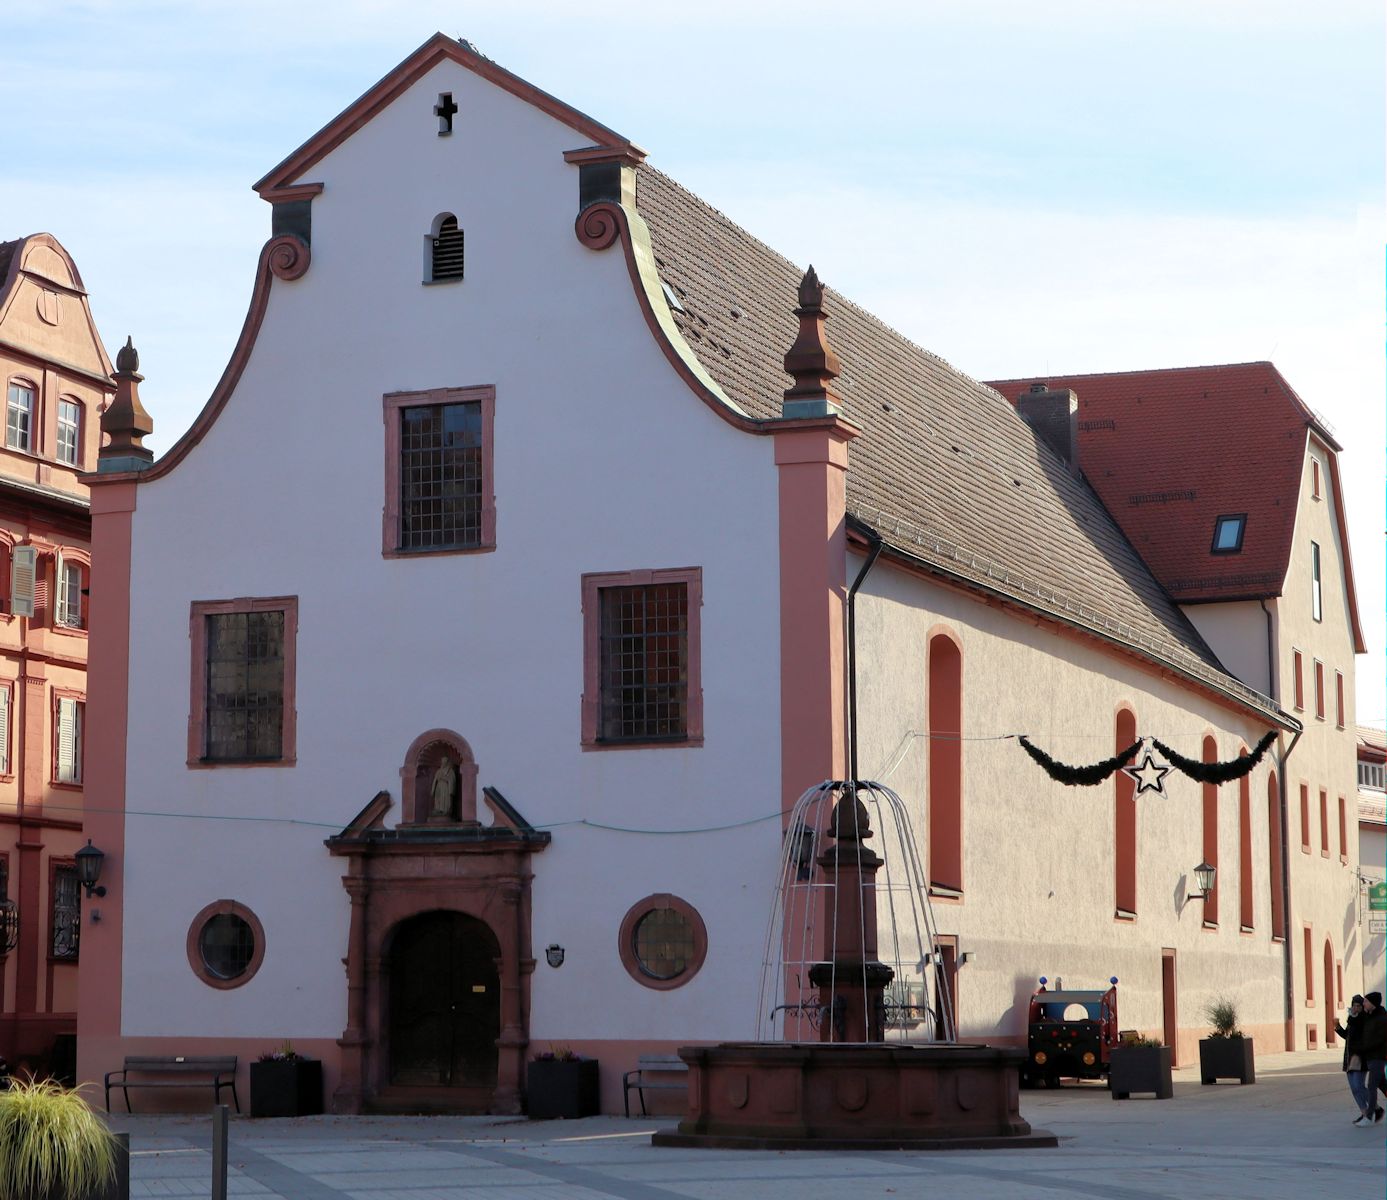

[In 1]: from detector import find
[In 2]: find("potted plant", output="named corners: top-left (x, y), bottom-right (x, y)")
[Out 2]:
top-left (1198, 997), bottom-right (1255, 1085)
top-left (250, 1042), bottom-right (324, 1118)
top-left (526, 1046), bottom-right (599, 1119)
top-left (0, 1078), bottom-right (126, 1200)
top-left (1108, 1033), bottom-right (1173, 1100)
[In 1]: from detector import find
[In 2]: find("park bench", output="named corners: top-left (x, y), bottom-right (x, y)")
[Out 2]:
top-left (104, 1055), bottom-right (240, 1113)
top-left (623, 1054), bottom-right (688, 1117)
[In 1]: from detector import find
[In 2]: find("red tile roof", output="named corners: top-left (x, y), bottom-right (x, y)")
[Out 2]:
top-left (985, 365), bottom-right (1363, 647)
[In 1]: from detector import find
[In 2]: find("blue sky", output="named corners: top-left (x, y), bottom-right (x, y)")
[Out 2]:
top-left (4, 0), bottom-right (1384, 716)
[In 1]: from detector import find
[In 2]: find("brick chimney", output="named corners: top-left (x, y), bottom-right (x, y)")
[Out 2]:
top-left (1015, 383), bottom-right (1079, 475)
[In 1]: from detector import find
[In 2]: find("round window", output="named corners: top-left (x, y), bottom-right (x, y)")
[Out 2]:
top-left (186, 901), bottom-right (265, 989)
top-left (618, 894), bottom-right (707, 990)
top-left (200, 913), bottom-right (254, 979)
top-left (634, 907), bottom-right (694, 980)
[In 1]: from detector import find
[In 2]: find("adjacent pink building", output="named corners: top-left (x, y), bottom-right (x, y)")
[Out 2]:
top-left (0, 234), bottom-right (112, 1073)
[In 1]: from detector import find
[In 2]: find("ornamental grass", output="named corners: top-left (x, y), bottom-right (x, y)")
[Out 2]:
top-left (0, 1078), bottom-right (117, 1200)
top-left (1203, 996), bottom-right (1243, 1039)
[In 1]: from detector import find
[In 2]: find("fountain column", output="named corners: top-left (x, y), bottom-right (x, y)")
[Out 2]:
top-left (808, 787), bottom-right (893, 1042)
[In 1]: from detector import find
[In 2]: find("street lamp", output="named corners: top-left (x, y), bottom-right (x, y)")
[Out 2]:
top-left (75, 840), bottom-right (107, 899)
top-left (1192, 861), bottom-right (1216, 902)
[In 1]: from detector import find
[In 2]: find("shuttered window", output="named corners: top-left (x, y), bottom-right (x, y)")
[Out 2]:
top-left (430, 215), bottom-right (465, 282)
top-left (56, 697), bottom-right (83, 783)
top-left (0, 687), bottom-right (10, 776)
top-left (10, 545), bottom-right (35, 618)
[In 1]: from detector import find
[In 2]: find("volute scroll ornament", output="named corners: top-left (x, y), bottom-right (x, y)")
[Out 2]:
top-left (575, 202), bottom-right (621, 251)
top-left (266, 234), bottom-right (311, 281)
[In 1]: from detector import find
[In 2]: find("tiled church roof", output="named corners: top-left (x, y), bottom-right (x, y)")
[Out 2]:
top-left (635, 168), bottom-right (1286, 721)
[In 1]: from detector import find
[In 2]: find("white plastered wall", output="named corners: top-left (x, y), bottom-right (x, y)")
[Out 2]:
top-left (1274, 436), bottom-right (1363, 1043)
top-left (118, 58), bottom-right (782, 1044)
top-left (853, 552), bottom-right (1287, 1055)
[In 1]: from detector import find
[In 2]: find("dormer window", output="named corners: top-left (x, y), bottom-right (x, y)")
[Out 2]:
top-left (1211, 514), bottom-right (1246, 554)
top-left (427, 214), bottom-right (465, 283)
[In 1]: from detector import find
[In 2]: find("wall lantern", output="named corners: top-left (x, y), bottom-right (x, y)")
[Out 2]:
top-left (75, 840), bottom-right (107, 899)
top-left (1192, 861), bottom-right (1216, 902)
top-left (0, 899), bottom-right (17, 953)
top-left (545, 944), bottom-right (565, 968)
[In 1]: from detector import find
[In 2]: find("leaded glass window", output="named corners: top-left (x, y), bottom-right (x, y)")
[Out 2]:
top-left (204, 611), bottom-right (285, 761)
top-left (51, 865), bottom-right (79, 959)
top-left (633, 907), bottom-right (694, 980)
top-left (598, 583), bottom-right (688, 742)
top-left (399, 401), bottom-right (483, 550)
top-left (199, 913), bottom-right (255, 980)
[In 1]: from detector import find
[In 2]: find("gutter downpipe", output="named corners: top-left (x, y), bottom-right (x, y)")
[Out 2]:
top-left (847, 522), bottom-right (884, 785)
top-left (1263, 596), bottom-right (1300, 1049)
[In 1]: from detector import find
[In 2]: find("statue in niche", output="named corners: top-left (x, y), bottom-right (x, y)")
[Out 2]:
top-left (429, 754), bottom-right (458, 821)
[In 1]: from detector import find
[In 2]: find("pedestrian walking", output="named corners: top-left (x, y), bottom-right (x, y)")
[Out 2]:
top-left (1335, 995), bottom-right (1372, 1124)
top-left (1360, 991), bottom-right (1387, 1124)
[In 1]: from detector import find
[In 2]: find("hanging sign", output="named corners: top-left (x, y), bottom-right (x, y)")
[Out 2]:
top-left (1369, 881), bottom-right (1387, 913)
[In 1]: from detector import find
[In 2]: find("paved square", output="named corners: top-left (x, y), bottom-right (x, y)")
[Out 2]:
top-left (109, 1051), bottom-right (1383, 1200)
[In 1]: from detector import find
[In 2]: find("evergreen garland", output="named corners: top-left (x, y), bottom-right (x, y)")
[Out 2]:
top-left (1150, 730), bottom-right (1277, 784)
top-left (1017, 736), bottom-right (1144, 786)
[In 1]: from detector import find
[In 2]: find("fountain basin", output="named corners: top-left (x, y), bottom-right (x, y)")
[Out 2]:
top-left (652, 1042), bottom-right (1057, 1151)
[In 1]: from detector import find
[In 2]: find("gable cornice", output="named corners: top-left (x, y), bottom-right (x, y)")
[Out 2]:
top-left (254, 33), bottom-right (642, 200)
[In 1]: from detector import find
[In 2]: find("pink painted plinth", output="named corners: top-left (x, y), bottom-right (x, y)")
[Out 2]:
top-left (652, 1042), bottom-right (1056, 1151)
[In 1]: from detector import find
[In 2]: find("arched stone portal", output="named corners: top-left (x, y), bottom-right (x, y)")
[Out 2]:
top-left (326, 785), bottom-right (550, 1114)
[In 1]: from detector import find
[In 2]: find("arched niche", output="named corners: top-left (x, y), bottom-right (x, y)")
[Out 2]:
top-left (400, 728), bottom-right (479, 825)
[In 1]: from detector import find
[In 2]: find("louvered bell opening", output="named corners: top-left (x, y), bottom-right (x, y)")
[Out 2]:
top-left (432, 218), bottom-right (465, 281)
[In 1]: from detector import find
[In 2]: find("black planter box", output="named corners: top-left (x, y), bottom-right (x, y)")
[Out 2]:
top-left (250, 1059), bottom-right (323, 1118)
top-left (1198, 1036), bottom-right (1255, 1085)
top-left (526, 1059), bottom-right (599, 1119)
top-left (1109, 1045), bottom-right (1173, 1100)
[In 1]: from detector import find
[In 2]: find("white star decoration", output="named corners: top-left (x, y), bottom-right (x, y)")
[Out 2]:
top-left (1122, 753), bottom-right (1171, 795)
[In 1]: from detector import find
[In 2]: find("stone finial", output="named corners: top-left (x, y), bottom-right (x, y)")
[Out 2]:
top-left (115, 335), bottom-right (139, 375)
top-left (99, 335), bottom-right (154, 472)
top-left (828, 786), bottom-right (873, 842)
top-left (782, 265), bottom-right (842, 418)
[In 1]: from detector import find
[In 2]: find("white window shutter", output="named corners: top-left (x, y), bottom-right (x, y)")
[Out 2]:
top-left (10, 546), bottom-right (35, 618)
top-left (0, 688), bottom-right (10, 775)
top-left (57, 697), bottom-right (76, 782)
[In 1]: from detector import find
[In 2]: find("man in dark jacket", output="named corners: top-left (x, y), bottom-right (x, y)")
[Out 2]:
top-left (1360, 991), bottom-right (1387, 1124)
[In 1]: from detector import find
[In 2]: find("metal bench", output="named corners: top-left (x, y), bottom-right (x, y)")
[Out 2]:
top-left (104, 1055), bottom-right (240, 1113)
top-left (623, 1054), bottom-right (688, 1117)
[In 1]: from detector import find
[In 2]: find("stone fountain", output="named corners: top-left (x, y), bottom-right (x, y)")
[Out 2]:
top-left (653, 780), bottom-right (1055, 1150)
